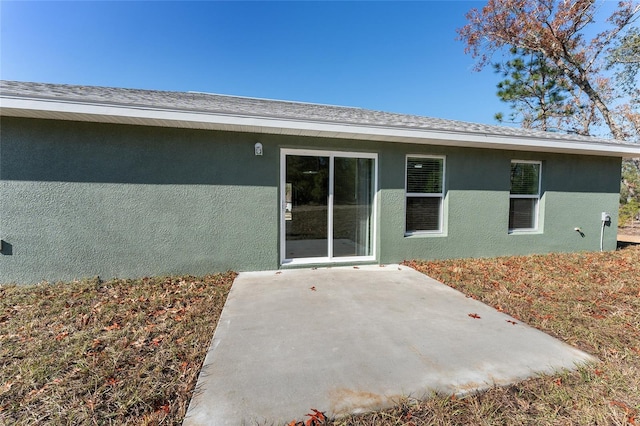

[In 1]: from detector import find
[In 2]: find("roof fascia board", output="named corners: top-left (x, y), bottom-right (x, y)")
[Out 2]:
top-left (2, 96), bottom-right (639, 158)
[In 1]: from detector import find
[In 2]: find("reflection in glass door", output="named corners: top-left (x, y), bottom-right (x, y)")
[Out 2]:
top-left (333, 157), bottom-right (374, 257)
top-left (284, 155), bottom-right (330, 259)
top-left (282, 150), bottom-right (376, 264)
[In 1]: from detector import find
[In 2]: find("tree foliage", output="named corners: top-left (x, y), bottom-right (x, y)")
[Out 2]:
top-left (457, 0), bottom-right (640, 141)
top-left (608, 26), bottom-right (640, 95)
top-left (457, 0), bottom-right (640, 219)
top-left (493, 48), bottom-right (575, 131)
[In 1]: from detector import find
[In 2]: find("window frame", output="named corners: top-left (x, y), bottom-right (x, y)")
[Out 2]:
top-left (509, 160), bottom-right (542, 233)
top-left (405, 155), bottom-right (446, 236)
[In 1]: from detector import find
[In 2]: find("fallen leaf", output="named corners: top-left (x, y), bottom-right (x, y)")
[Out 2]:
top-left (610, 400), bottom-right (630, 411)
top-left (55, 331), bottom-right (69, 341)
top-left (506, 320), bottom-right (517, 325)
top-left (310, 286), bottom-right (316, 291)
top-left (104, 322), bottom-right (121, 331)
top-left (304, 408), bottom-right (326, 425)
top-left (131, 338), bottom-right (146, 348)
top-left (309, 408), bottom-right (325, 421)
top-left (468, 313), bottom-right (481, 319)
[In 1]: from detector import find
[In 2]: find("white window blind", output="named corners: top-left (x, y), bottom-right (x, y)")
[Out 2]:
top-left (509, 161), bottom-right (541, 231)
top-left (406, 156), bottom-right (444, 234)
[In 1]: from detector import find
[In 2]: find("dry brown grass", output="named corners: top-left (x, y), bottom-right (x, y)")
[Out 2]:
top-left (2, 247), bottom-right (639, 425)
top-left (0, 273), bottom-right (235, 425)
top-left (333, 246), bottom-right (640, 425)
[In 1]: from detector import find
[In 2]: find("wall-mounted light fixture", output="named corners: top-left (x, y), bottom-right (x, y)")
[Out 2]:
top-left (254, 142), bottom-right (263, 156)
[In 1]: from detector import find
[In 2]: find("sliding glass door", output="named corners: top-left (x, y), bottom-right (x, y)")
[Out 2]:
top-left (281, 150), bottom-right (376, 264)
top-left (284, 154), bottom-right (330, 259)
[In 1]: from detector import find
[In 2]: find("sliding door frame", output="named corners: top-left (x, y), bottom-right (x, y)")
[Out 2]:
top-left (280, 148), bottom-right (378, 266)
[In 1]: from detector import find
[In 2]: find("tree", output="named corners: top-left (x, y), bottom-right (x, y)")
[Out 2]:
top-left (607, 26), bottom-right (640, 95)
top-left (457, 0), bottom-right (640, 141)
top-left (621, 160), bottom-right (640, 225)
top-left (493, 47), bottom-right (608, 136)
top-left (458, 0), bottom-right (640, 226)
top-left (607, 25), bottom-right (640, 153)
top-left (493, 48), bottom-right (575, 132)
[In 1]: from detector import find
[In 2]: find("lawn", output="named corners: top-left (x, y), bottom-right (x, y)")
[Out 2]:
top-left (339, 245), bottom-right (640, 426)
top-left (1, 247), bottom-right (638, 425)
top-left (0, 273), bottom-right (235, 425)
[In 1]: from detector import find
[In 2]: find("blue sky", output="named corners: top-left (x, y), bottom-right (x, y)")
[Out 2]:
top-left (0, 1), bottom-right (544, 125)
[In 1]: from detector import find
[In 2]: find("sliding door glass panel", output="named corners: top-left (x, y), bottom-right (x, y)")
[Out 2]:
top-left (333, 157), bottom-right (374, 257)
top-left (285, 155), bottom-right (329, 259)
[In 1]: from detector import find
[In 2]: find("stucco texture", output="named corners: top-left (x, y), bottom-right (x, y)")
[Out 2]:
top-left (1, 118), bottom-right (277, 283)
top-left (376, 146), bottom-right (621, 263)
top-left (1, 117), bottom-right (622, 283)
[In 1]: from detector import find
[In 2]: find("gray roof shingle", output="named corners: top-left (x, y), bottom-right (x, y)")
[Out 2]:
top-left (0, 79), bottom-right (635, 148)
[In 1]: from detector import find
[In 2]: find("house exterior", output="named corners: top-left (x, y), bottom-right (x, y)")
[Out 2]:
top-left (1, 80), bottom-right (639, 284)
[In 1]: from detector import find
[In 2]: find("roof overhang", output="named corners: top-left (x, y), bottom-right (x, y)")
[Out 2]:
top-left (2, 96), bottom-right (640, 158)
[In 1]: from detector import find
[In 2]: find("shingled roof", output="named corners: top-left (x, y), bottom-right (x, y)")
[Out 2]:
top-left (2, 80), bottom-right (639, 157)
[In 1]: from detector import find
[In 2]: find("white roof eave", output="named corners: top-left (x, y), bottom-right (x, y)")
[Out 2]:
top-left (2, 96), bottom-right (639, 158)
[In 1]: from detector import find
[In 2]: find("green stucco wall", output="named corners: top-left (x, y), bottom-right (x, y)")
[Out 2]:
top-left (0, 117), bottom-right (622, 284)
top-left (1, 117), bottom-right (279, 283)
top-left (375, 145), bottom-right (620, 263)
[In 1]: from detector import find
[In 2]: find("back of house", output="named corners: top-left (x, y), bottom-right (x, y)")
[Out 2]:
top-left (1, 80), bottom-right (639, 284)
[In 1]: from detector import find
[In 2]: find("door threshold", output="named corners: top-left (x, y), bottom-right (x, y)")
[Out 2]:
top-left (280, 258), bottom-right (378, 270)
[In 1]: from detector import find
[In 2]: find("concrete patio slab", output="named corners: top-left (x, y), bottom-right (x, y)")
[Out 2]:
top-left (184, 264), bottom-right (596, 425)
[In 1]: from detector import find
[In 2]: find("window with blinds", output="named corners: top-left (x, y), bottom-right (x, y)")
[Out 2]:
top-left (509, 161), bottom-right (541, 231)
top-left (405, 156), bottom-right (444, 234)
